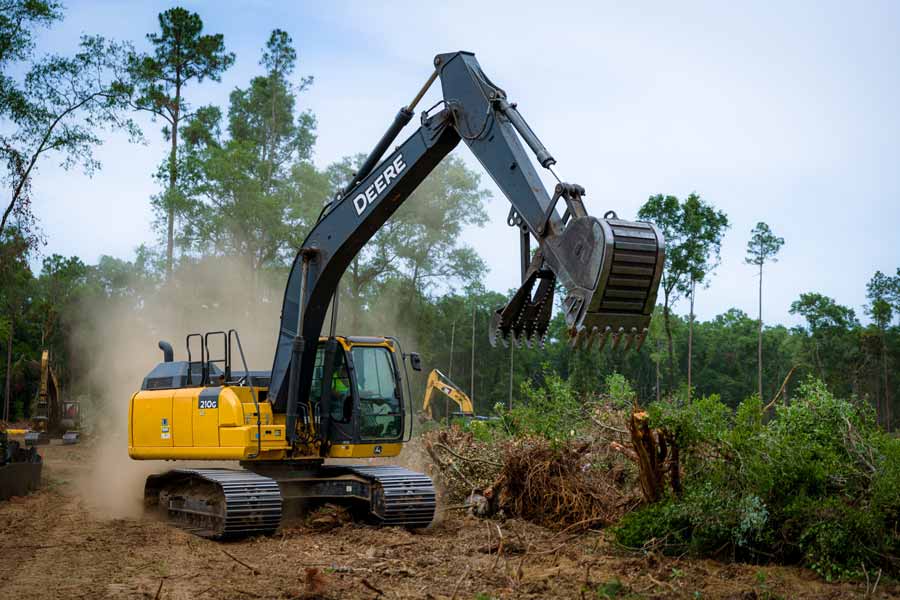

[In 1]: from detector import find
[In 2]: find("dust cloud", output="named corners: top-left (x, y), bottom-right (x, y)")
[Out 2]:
top-left (68, 257), bottom-right (281, 518)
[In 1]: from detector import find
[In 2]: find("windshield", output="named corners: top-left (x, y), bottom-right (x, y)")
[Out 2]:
top-left (351, 345), bottom-right (402, 441)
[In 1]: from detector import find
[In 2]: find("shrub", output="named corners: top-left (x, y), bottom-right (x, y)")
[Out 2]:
top-left (495, 367), bottom-right (586, 442)
top-left (614, 378), bottom-right (900, 579)
top-left (605, 372), bottom-right (637, 409)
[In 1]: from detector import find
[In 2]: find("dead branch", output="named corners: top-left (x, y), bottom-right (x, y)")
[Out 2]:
top-left (431, 442), bottom-right (503, 468)
top-left (764, 365), bottom-right (798, 412)
top-left (590, 416), bottom-right (628, 435)
top-left (221, 549), bottom-right (260, 575)
top-left (449, 565), bottom-right (471, 600)
top-left (361, 578), bottom-right (384, 596)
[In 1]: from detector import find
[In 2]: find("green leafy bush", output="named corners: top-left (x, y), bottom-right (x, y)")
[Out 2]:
top-left (605, 372), bottom-right (637, 409)
top-left (614, 378), bottom-right (900, 580)
top-left (498, 368), bottom-right (586, 442)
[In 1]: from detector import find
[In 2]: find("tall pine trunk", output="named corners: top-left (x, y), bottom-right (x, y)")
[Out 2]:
top-left (165, 78), bottom-right (182, 282)
top-left (687, 279), bottom-right (695, 402)
top-left (882, 329), bottom-right (891, 431)
top-left (757, 261), bottom-right (763, 401)
top-left (664, 299), bottom-right (675, 395)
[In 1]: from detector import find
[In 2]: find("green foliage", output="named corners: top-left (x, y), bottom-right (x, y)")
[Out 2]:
top-left (648, 393), bottom-right (730, 448)
top-left (615, 379), bottom-right (900, 579)
top-left (128, 6), bottom-right (235, 277)
top-left (128, 8), bottom-right (234, 121)
top-left (2, 23), bottom-right (136, 238)
top-left (638, 193), bottom-right (729, 391)
top-left (745, 222), bottom-right (784, 267)
top-left (175, 29), bottom-right (323, 271)
top-left (454, 417), bottom-right (497, 442)
top-left (596, 578), bottom-right (625, 598)
top-left (605, 372), bottom-right (636, 409)
top-left (498, 368), bottom-right (584, 441)
top-left (789, 293), bottom-right (861, 395)
top-left (0, 0), bottom-right (63, 121)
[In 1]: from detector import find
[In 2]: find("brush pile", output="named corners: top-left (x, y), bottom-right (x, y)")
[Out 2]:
top-left (492, 436), bottom-right (639, 530)
top-left (421, 427), bottom-right (501, 505)
top-left (422, 422), bottom-right (640, 531)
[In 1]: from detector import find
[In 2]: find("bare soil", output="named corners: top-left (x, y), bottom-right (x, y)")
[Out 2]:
top-left (0, 441), bottom-right (896, 599)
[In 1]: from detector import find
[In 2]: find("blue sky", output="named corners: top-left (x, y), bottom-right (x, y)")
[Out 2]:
top-left (26, 1), bottom-right (900, 326)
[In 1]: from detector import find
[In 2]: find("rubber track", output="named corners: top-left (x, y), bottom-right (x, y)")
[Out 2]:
top-left (158, 468), bottom-right (282, 539)
top-left (346, 465), bottom-right (436, 528)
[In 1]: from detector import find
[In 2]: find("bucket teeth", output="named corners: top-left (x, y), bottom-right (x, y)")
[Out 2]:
top-left (489, 270), bottom-right (556, 351)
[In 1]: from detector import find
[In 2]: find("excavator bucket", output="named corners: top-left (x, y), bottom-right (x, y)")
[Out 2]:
top-left (563, 217), bottom-right (664, 351)
top-left (491, 215), bottom-right (664, 351)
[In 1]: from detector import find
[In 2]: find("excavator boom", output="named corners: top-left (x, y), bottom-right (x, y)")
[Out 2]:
top-left (269, 51), bottom-right (665, 444)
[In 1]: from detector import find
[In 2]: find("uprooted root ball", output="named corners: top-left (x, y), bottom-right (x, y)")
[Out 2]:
top-left (423, 427), bottom-right (640, 531)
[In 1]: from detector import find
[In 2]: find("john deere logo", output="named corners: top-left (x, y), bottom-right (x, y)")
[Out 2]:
top-left (374, 445), bottom-right (383, 455)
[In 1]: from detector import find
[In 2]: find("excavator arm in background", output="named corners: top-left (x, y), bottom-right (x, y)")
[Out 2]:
top-left (25, 350), bottom-right (79, 446)
top-left (269, 51), bottom-right (665, 445)
top-left (422, 369), bottom-right (475, 420)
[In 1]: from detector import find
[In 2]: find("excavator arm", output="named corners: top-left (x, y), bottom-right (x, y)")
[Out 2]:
top-left (269, 51), bottom-right (664, 445)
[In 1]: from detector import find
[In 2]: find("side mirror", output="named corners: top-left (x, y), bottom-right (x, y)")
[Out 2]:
top-left (408, 352), bottom-right (422, 372)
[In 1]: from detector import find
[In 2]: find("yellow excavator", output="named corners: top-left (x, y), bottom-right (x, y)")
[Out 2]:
top-left (129, 51), bottom-right (664, 539)
top-left (10, 351), bottom-right (80, 446)
top-left (422, 369), bottom-right (474, 421)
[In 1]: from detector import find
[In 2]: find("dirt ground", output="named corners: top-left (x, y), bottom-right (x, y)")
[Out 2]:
top-left (1, 441), bottom-right (896, 599)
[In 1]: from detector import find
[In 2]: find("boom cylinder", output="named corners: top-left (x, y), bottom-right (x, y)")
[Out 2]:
top-left (497, 99), bottom-right (555, 168)
top-left (342, 108), bottom-right (414, 197)
top-left (285, 255), bottom-right (312, 444)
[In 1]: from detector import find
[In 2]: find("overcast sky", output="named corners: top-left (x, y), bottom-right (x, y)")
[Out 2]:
top-left (26, 1), bottom-right (900, 326)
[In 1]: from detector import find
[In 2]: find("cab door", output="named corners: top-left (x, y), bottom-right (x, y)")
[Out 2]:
top-left (349, 345), bottom-right (404, 443)
top-left (314, 344), bottom-right (354, 444)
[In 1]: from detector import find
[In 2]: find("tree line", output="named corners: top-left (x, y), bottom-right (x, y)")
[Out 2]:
top-left (1, 3), bottom-right (897, 431)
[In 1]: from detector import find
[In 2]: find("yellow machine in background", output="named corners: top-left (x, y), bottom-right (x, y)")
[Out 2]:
top-left (24, 351), bottom-right (79, 445)
top-left (422, 369), bottom-right (474, 421)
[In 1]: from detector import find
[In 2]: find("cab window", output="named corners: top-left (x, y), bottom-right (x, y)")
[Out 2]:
top-left (351, 346), bottom-right (401, 441)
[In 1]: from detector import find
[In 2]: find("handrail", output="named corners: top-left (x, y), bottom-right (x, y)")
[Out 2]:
top-left (229, 329), bottom-right (262, 460)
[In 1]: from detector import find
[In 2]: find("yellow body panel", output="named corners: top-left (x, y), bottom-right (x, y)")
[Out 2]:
top-left (327, 442), bottom-right (402, 458)
top-left (129, 385), bottom-right (292, 460)
top-left (131, 389), bottom-right (174, 447)
top-left (172, 395), bottom-right (193, 446)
